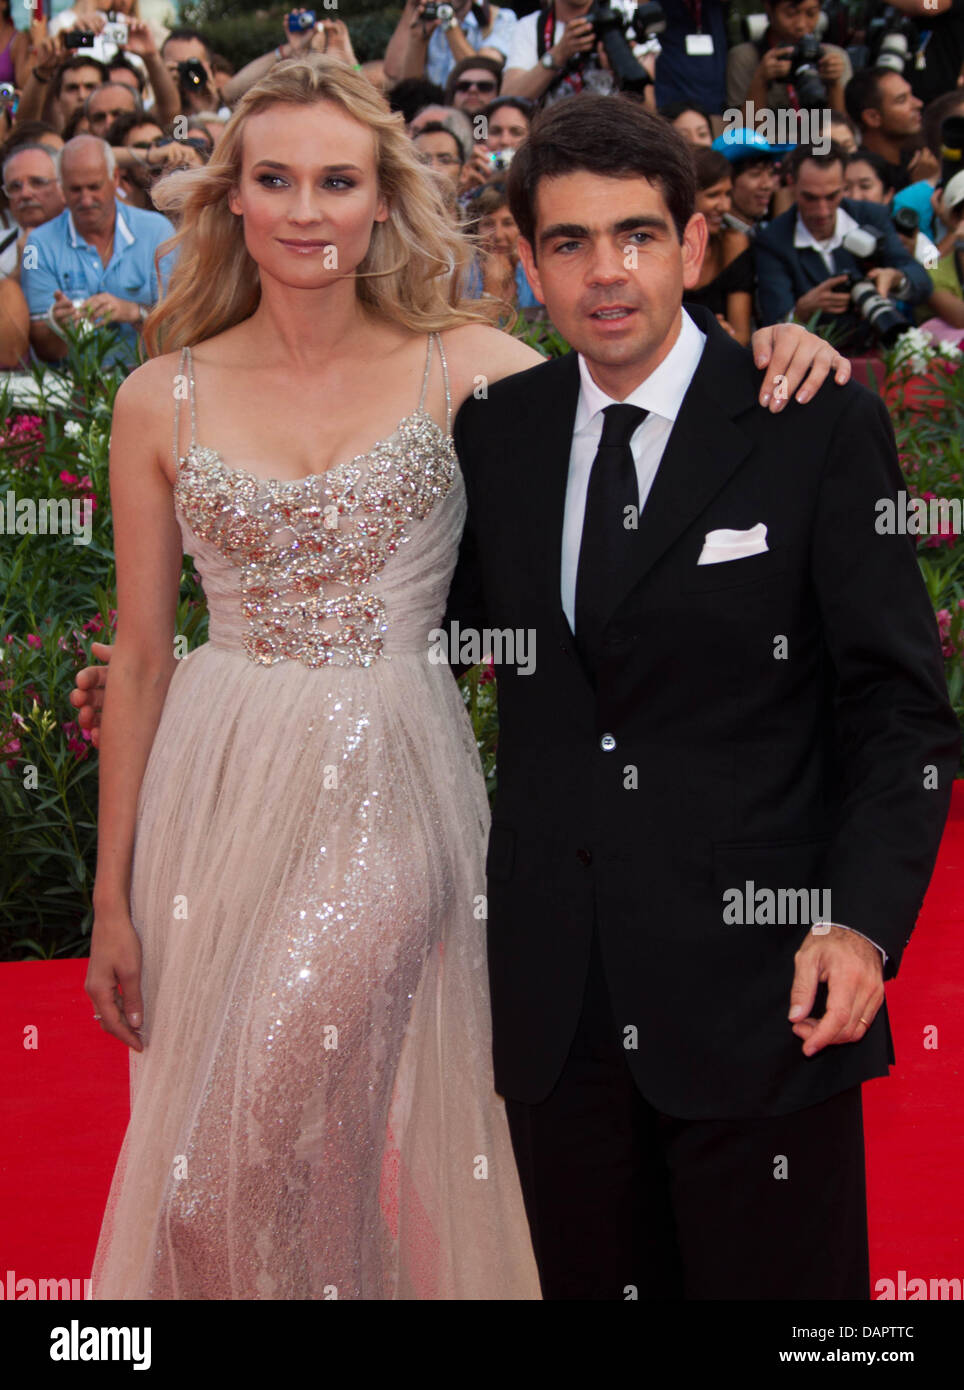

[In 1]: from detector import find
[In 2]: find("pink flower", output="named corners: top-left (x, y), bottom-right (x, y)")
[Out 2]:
top-left (936, 609), bottom-right (954, 659)
top-left (59, 470), bottom-right (79, 487)
top-left (25, 633), bottom-right (42, 649)
top-left (82, 615), bottom-right (103, 633)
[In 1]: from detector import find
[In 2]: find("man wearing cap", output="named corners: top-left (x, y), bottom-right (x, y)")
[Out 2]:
top-left (711, 127), bottom-right (791, 235)
top-left (755, 142), bottom-right (932, 349)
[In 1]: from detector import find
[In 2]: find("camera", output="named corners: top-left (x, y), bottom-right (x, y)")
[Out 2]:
top-left (489, 148), bottom-right (514, 172)
top-left (892, 205), bottom-right (919, 238)
top-left (63, 30), bottom-right (97, 49)
top-left (101, 14), bottom-right (129, 48)
top-left (839, 224), bottom-right (911, 347)
top-left (581, 2), bottom-right (663, 96)
top-left (287, 10), bottom-right (316, 31)
top-left (422, 3), bottom-right (454, 21)
top-left (867, 8), bottom-right (918, 74)
top-left (178, 59), bottom-right (208, 90)
top-left (788, 35), bottom-right (827, 110)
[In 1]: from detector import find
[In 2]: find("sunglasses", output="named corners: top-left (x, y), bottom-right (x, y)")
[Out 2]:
top-left (455, 79), bottom-right (497, 94)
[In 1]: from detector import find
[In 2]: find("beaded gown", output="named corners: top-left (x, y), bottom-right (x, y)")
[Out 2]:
top-left (90, 332), bottom-right (540, 1300)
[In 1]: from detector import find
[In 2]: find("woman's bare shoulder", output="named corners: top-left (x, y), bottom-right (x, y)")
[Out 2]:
top-left (112, 350), bottom-right (187, 418)
top-left (441, 322), bottom-right (545, 410)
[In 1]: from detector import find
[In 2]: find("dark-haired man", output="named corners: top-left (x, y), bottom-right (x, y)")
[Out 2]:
top-left (445, 95), bottom-right (957, 1299)
top-left (755, 143), bottom-right (931, 346)
top-left (845, 67), bottom-right (923, 192)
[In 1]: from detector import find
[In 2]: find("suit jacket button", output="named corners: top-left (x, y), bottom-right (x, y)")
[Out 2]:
top-left (600, 733), bottom-right (616, 752)
top-left (576, 847), bottom-right (592, 866)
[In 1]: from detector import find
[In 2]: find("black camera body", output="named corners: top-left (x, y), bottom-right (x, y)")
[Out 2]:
top-left (788, 34), bottom-right (827, 110)
top-left (63, 30), bottom-right (97, 49)
top-left (581, 2), bottom-right (664, 95)
top-left (178, 59), bottom-right (208, 90)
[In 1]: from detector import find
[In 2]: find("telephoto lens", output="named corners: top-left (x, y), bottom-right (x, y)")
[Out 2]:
top-left (892, 205), bottom-right (919, 237)
top-left (846, 273), bottom-right (911, 347)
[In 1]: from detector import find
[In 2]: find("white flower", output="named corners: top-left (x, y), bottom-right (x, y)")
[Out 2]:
top-left (64, 420), bottom-right (83, 439)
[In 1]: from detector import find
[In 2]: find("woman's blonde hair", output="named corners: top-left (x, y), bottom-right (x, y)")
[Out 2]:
top-left (144, 56), bottom-right (492, 355)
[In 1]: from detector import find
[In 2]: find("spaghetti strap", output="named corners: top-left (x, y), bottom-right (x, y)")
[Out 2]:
top-left (172, 344), bottom-right (198, 471)
top-left (436, 331), bottom-right (452, 434)
top-left (416, 331), bottom-right (451, 433)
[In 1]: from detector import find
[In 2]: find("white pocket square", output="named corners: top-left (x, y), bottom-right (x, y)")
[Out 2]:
top-left (697, 523), bottom-right (769, 566)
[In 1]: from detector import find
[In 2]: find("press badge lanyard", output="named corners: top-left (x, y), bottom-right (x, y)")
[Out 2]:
top-left (684, 0), bottom-right (713, 56)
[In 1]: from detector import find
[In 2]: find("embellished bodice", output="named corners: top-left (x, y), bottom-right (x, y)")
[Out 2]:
top-left (171, 334), bottom-right (463, 670)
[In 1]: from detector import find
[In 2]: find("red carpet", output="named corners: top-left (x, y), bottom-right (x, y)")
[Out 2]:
top-left (1, 786), bottom-right (962, 1299)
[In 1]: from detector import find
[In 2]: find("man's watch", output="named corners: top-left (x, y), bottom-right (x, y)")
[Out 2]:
top-left (540, 51), bottom-right (561, 70)
top-left (136, 303), bottom-right (149, 326)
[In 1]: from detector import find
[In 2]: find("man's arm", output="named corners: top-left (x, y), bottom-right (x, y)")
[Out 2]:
top-left (873, 210), bottom-right (933, 305)
top-left (809, 389), bottom-right (960, 977)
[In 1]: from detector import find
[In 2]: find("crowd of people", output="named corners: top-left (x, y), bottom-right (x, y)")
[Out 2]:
top-left (1, 0), bottom-right (963, 368)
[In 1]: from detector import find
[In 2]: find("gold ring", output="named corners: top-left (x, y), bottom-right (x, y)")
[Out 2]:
top-left (859, 1016), bottom-right (869, 1027)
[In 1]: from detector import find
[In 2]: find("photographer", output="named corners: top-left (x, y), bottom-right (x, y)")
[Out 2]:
top-left (501, 0), bottom-right (657, 107)
top-left (923, 170), bottom-right (964, 327)
top-left (384, 0), bottom-right (519, 88)
top-left (870, 0), bottom-right (964, 107)
top-left (844, 66), bottom-right (922, 192)
top-left (727, 0), bottom-right (851, 119)
top-left (755, 142), bottom-right (931, 349)
top-left (161, 27), bottom-right (229, 118)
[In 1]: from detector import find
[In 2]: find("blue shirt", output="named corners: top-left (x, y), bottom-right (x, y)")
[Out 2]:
top-left (892, 180), bottom-right (937, 240)
top-left (425, 7), bottom-right (519, 87)
top-left (23, 199), bottom-right (176, 367)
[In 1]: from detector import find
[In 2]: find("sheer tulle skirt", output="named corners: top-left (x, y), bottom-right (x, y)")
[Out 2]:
top-left (90, 644), bottom-right (540, 1299)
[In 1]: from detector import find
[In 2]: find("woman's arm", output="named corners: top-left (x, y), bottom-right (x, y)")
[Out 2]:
top-left (87, 361), bottom-right (184, 1050)
top-left (724, 289), bottom-right (753, 346)
top-left (926, 288), bottom-right (964, 328)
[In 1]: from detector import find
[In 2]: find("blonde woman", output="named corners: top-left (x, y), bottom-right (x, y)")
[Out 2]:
top-left (73, 56), bottom-right (843, 1301)
top-left (80, 55), bottom-right (542, 1301)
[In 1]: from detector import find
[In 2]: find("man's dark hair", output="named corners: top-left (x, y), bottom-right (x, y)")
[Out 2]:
top-left (108, 55), bottom-right (146, 94)
top-left (387, 78), bottom-right (444, 124)
top-left (506, 95), bottom-right (696, 253)
top-left (161, 27), bottom-right (213, 61)
top-left (730, 153), bottom-right (777, 177)
top-left (107, 110), bottom-right (163, 147)
top-left (483, 95), bottom-right (535, 124)
top-left (785, 141), bottom-right (847, 181)
top-left (844, 68), bottom-right (889, 128)
top-left (0, 120), bottom-right (61, 160)
top-left (412, 120), bottom-right (466, 164)
top-left (53, 55), bottom-right (108, 99)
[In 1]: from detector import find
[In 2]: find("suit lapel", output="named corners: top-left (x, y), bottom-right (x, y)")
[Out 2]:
top-left (507, 351), bottom-right (580, 645)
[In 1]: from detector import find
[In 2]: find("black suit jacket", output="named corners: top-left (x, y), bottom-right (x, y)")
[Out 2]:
top-left (754, 197), bottom-right (932, 337)
top-left (446, 306), bottom-right (959, 1118)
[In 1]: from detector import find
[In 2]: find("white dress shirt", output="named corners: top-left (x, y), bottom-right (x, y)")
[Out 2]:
top-left (792, 204), bottom-right (860, 275)
top-left (561, 307), bottom-right (706, 633)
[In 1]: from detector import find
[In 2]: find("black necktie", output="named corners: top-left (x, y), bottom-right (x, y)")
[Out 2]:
top-left (574, 403), bottom-right (648, 672)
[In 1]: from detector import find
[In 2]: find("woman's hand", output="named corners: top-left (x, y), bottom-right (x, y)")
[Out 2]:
top-left (751, 322), bottom-right (851, 409)
top-left (85, 909), bottom-right (145, 1052)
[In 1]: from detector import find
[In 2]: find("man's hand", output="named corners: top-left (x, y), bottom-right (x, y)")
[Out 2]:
top-left (123, 18), bottom-right (159, 58)
top-left (865, 266), bottom-right (904, 299)
top-left (751, 321), bottom-right (852, 409)
top-left (758, 46), bottom-right (793, 83)
top-left (817, 48), bottom-right (846, 85)
top-left (70, 640), bottom-right (112, 749)
top-left (82, 293), bottom-right (139, 326)
top-left (316, 18), bottom-right (358, 66)
top-left (788, 924), bottom-right (884, 1056)
top-left (795, 275), bottom-right (852, 320)
top-left (550, 18), bottom-right (596, 67)
top-left (50, 288), bottom-right (80, 327)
